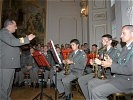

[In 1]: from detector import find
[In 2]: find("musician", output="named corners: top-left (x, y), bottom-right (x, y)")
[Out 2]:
top-left (14, 45), bottom-right (30, 87)
top-left (42, 45), bottom-right (55, 88)
top-left (88, 25), bottom-right (133, 100)
top-left (78, 34), bottom-right (120, 100)
top-left (61, 44), bottom-right (73, 60)
top-left (19, 47), bottom-right (39, 88)
top-left (111, 39), bottom-right (119, 48)
top-left (84, 43), bottom-right (90, 54)
top-left (85, 44), bottom-right (98, 74)
top-left (56, 46), bottom-right (64, 61)
top-left (53, 39), bottom-right (87, 100)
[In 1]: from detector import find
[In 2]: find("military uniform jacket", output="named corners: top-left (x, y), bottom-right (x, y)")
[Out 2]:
top-left (0, 28), bottom-right (30, 69)
top-left (27, 54), bottom-right (38, 68)
top-left (110, 42), bottom-right (133, 91)
top-left (69, 50), bottom-right (87, 77)
top-left (105, 47), bottom-right (120, 75)
top-left (107, 47), bottom-right (120, 63)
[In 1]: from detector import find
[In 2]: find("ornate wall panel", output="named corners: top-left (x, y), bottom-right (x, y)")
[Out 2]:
top-left (88, 0), bottom-right (111, 48)
top-left (93, 0), bottom-right (106, 9)
top-left (93, 11), bottom-right (106, 21)
top-left (93, 24), bottom-right (106, 47)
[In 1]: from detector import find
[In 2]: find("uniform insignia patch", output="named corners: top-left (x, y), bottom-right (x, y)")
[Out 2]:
top-left (127, 47), bottom-right (131, 50)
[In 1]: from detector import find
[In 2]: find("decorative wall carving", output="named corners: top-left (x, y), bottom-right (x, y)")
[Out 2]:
top-left (93, 0), bottom-right (106, 9)
top-left (93, 12), bottom-right (106, 21)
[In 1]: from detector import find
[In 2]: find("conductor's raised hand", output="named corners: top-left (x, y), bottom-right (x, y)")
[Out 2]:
top-left (27, 34), bottom-right (35, 41)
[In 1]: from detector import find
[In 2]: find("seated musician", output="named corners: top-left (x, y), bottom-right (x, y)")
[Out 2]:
top-left (55, 46), bottom-right (64, 71)
top-left (61, 44), bottom-right (73, 60)
top-left (78, 34), bottom-right (120, 100)
top-left (87, 25), bottom-right (133, 100)
top-left (84, 43), bottom-right (90, 54)
top-left (53, 39), bottom-right (87, 100)
top-left (18, 47), bottom-right (39, 88)
top-left (41, 45), bottom-right (56, 88)
top-left (85, 44), bottom-right (98, 74)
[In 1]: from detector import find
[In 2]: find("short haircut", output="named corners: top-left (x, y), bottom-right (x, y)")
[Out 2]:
top-left (122, 25), bottom-right (133, 32)
top-left (4, 19), bottom-right (14, 28)
top-left (70, 39), bottom-right (80, 45)
top-left (84, 43), bottom-right (88, 45)
top-left (102, 34), bottom-right (112, 40)
top-left (92, 44), bottom-right (97, 47)
top-left (56, 46), bottom-right (61, 49)
top-left (111, 40), bottom-right (119, 47)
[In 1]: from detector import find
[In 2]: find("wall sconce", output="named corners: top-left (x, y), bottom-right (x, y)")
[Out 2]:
top-left (80, 0), bottom-right (88, 17)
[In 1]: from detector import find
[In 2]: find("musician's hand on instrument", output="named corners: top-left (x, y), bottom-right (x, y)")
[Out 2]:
top-left (66, 59), bottom-right (73, 64)
top-left (104, 54), bottom-right (112, 62)
top-left (101, 61), bottom-right (112, 68)
top-left (95, 58), bottom-right (101, 65)
top-left (106, 56), bottom-right (112, 62)
top-left (63, 60), bottom-right (67, 64)
top-left (90, 59), bottom-right (94, 65)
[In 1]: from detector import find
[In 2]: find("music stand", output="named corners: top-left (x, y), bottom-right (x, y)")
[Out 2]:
top-left (32, 51), bottom-right (52, 100)
top-left (49, 40), bottom-right (62, 100)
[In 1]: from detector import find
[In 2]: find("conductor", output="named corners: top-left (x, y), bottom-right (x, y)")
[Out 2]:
top-left (0, 19), bottom-right (35, 100)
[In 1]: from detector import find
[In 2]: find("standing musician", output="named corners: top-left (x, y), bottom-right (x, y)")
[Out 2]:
top-left (88, 25), bottom-right (133, 100)
top-left (78, 34), bottom-right (120, 100)
top-left (53, 39), bottom-right (87, 100)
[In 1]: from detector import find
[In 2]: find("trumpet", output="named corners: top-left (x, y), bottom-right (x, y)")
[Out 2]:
top-left (92, 45), bottom-right (107, 80)
top-left (98, 45), bottom-right (107, 80)
top-left (92, 50), bottom-right (99, 78)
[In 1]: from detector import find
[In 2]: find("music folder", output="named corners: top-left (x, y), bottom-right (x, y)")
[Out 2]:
top-left (33, 51), bottom-right (50, 67)
top-left (49, 40), bottom-right (62, 64)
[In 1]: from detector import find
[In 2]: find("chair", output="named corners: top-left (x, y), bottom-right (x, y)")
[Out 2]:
top-left (109, 93), bottom-right (133, 100)
top-left (71, 78), bottom-right (82, 97)
top-left (24, 71), bottom-right (31, 86)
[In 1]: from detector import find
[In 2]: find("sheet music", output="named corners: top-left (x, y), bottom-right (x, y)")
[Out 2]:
top-left (49, 40), bottom-right (62, 64)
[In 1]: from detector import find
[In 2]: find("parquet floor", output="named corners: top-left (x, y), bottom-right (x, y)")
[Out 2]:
top-left (11, 85), bottom-right (85, 100)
